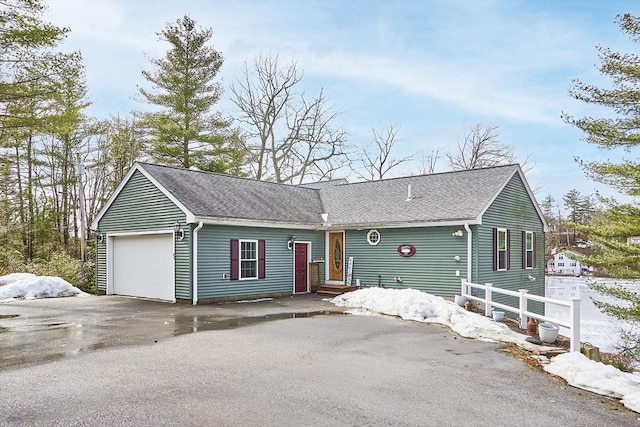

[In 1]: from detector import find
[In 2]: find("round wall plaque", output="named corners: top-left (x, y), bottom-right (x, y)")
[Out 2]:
top-left (397, 244), bottom-right (416, 257)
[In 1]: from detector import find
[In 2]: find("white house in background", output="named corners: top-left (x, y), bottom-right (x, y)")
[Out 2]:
top-left (546, 250), bottom-right (590, 276)
top-left (627, 236), bottom-right (640, 245)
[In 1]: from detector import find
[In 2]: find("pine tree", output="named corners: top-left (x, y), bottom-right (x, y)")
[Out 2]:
top-left (138, 15), bottom-right (243, 172)
top-left (564, 14), bottom-right (640, 195)
top-left (564, 13), bottom-right (640, 363)
top-left (564, 13), bottom-right (640, 277)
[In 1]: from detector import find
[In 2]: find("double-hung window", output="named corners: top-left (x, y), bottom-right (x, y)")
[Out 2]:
top-left (230, 239), bottom-right (266, 280)
top-left (495, 228), bottom-right (509, 271)
top-left (240, 240), bottom-right (258, 279)
top-left (524, 231), bottom-right (535, 269)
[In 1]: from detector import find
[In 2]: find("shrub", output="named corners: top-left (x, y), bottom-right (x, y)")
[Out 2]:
top-left (31, 251), bottom-right (79, 285)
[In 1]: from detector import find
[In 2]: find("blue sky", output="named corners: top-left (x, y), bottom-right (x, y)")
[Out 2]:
top-left (43, 0), bottom-right (639, 209)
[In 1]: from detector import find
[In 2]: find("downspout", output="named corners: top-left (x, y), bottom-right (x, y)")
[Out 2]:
top-left (192, 221), bottom-right (204, 305)
top-left (464, 223), bottom-right (472, 281)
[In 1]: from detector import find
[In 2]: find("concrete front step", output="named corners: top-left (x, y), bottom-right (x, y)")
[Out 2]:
top-left (315, 285), bottom-right (359, 296)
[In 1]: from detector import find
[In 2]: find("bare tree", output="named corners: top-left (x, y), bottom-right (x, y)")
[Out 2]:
top-left (416, 147), bottom-right (441, 175)
top-left (353, 123), bottom-right (414, 181)
top-left (231, 55), bottom-right (347, 184)
top-left (446, 124), bottom-right (516, 170)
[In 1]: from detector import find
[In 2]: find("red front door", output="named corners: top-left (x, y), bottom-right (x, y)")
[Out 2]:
top-left (294, 243), bottom-right (308, 293)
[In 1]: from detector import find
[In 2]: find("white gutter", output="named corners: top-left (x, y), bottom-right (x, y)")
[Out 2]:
top-left (192, 221), bottom-right (204, 305)
top-left (464, 223), bottom-right (472, 281)
top-left (191, 216), bottom-right (480, 231)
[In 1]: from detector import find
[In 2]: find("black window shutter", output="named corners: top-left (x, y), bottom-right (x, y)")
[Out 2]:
top-left (230, 239), bottom-right (239, 280)
top-left (522, 230), bottom-right (526, 269)
top-left (258, 240), bottom-right (266, 279)
top-left (506, 229), bottom-right (511, 270)
top-left (492, 228), bottom-right (497, 271)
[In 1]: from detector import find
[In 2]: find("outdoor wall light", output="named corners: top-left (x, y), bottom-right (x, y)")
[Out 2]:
top-left (174, 221), bottom-right (185, 241)
top-left (287, 234), bottom-right (296, 250)
top-left (454, 255), bottom-right (461, 262)
top-left (452, 230), bottom-right (464, 237)
top-left (97, 233), bottom-right (105, 243)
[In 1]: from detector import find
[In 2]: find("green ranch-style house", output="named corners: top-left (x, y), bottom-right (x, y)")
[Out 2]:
top-left (91, 162), bottom-right (548, 304)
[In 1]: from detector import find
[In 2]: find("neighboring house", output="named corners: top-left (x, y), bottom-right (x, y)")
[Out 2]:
top-left (628, 236), bottom-right (640, 245)
top-left (546, 250), bottom-right (589, 276)
top-left (91, 163), bottom-right (547, 304)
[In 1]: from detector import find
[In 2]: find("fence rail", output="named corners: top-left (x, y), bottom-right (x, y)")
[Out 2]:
top-left (460, 279), bottom-right (581, 352)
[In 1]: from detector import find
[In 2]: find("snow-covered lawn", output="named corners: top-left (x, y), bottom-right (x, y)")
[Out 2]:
top-left (0, 273), bottom-right (89, 302)
top-left (331, 287), bottom-right (640, 414)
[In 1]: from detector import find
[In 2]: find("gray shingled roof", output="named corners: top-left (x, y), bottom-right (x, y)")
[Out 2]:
top-left (138, 163), bottom-right (522, 228)
top-left (318, 165), bottom-right (520, 227)
top-left (139, 163), bottom-right (323, 225)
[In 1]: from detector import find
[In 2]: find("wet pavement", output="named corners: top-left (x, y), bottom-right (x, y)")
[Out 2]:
top-left (0, 294), bottom-right (344, 371)
top-left (1, 294), bottom-right (638, 426)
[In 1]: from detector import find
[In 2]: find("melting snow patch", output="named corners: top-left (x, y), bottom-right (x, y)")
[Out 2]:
top-left (0, 274), bottom-right (88, 302)
top-left (331, 287), bottom-right (528, 346)
top-left (235, 298), bottom-right (274, 303)
top-left (545, 352), bottom-right (640, 413)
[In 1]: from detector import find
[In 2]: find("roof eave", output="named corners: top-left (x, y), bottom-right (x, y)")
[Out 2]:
top-left (191, 216), bottom-right (322, 230)
top-left (328, 218), bottom-right (480, 230)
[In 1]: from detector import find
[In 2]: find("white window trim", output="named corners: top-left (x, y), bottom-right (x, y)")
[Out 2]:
top-left (367, 229), bottom-right (381, 246)
top-left (525, 230), bottom-right (534, 269)
top-left (239, 239), bottom-right (258, 280)
top-left (497, 228), bottom-right (508, 271)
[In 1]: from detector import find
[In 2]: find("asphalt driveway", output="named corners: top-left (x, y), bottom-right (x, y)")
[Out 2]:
top-left (0, 295), bottom-right (637, 426)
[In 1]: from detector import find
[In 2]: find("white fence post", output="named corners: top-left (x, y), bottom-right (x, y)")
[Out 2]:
top-left (518, 289), bottom-right (529, 329)
top-left (485, 283), bottom-right (493, 317)
top-left (460, 279), bottom-right (466, 299)
top-left (570, 297), bottom-right (581, 352)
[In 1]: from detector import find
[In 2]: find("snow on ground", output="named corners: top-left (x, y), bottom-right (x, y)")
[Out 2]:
top-left (235, 298), bottom-right (274, 303)
top-left (545, 352), bottom-right (640, 413)
top-left (0, 273), bottom-right (88, 302)
top-left (331, 287), bottom-right (640, 413)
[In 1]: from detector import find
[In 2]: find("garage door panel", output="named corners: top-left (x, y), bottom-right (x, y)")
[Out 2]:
top-left (112, 234), bottom-right (174, 301)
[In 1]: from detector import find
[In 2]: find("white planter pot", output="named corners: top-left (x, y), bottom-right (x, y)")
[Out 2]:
top-left (492, 311), bottom-right (505, 321)
top-left (539, 322), bottom-right (560, 343)
top-left (454, 295), bottom-right (466, 307)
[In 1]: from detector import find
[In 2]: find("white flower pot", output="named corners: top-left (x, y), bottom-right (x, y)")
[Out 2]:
top-left (454, 295), bottom-right (466, 307)
top-left (492, 311), bottom-right (505, 321)
top-left (538, 322), bottom-right (559, 343)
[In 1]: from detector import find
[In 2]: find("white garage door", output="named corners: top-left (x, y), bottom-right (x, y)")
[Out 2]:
top-left (112, 233), bottom-right (174, 301)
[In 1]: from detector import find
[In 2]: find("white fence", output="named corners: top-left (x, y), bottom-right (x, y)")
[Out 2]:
top-left (460, 279), bottom-right (581, 352)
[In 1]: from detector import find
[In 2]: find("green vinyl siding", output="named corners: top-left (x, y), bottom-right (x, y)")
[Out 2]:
top-left (477, 173), bottom-right (545, 313)
top-left (345, 226), bottom-right (468, 296)
top-left (95, 170), bottom-right (191, 299)
top-left (197, 225), bottom-right (324, 299)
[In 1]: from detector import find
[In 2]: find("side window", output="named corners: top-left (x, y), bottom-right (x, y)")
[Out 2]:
top-left (493, 228), bottom-right (510, 271)
top-left (523, 231), bottom-right (535, 269)
top-left (230, 239), bottom-right (266, 280)
top-left (240, 240), bottom-right (258, 279)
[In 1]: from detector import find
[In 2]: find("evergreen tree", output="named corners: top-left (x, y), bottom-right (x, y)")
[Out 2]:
top-left (564, 13), bottom-right (640, 363)
top-left (564, 14), bottom-right (640, 275)
top-left (564, 13), bottom-right (640, 195)
top-left (562, 189), bottom-right (593, 244)
top-left (540, 195), bottom-right (560, 251)
top-left (0, 0), bottom-right (70, 132)
top-left (138, 15), bottom-right (244, 172)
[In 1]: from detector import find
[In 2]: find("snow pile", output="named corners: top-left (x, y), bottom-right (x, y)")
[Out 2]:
top-left (0, 273), bottom-right (88, 301)
top-left (331, 287), bottom-right (532, 348)
top-left (332, 287), bottom-right (640, 413)
top-left (545, 352), bottom-right (640, 413)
